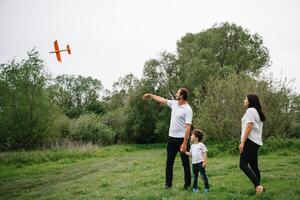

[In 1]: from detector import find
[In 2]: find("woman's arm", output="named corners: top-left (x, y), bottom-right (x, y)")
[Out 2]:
top-left (239, 122), bottom-right (254, 153)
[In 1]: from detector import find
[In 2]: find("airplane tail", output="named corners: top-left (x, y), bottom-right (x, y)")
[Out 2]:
top-left (67, 45), bottom-right (71, 54)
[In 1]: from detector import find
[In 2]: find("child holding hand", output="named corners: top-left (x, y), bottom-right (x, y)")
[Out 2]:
top-left (185, 129), bottom-right (210, 193)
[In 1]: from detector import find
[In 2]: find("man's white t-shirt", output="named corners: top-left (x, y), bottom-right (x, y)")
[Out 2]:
top-left (241, 108), bottom-right (263, 145)
top-left (167, 100), bottom-right (193, 138)
top-left (190, 143), bottom-right (207, 164)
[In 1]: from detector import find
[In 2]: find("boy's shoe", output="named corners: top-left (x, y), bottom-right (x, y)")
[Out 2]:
top-left (204, 188), bottom-right (210, 193)
top-left (192, 188), bottom-right (199, 193)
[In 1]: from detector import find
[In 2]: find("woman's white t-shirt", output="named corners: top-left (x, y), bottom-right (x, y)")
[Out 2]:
top-left (241, 108), bottom-right (263, 145)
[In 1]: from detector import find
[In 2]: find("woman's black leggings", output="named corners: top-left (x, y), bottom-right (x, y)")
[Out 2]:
top-left (239, 138), bottom-right (261, 188)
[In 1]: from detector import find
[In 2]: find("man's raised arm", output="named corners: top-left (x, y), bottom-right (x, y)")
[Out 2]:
top-left (142, 93), bottom-right (167, 105)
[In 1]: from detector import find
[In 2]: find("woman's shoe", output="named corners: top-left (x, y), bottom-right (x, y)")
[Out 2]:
top-left (255, 185), bottom-right (265, 194)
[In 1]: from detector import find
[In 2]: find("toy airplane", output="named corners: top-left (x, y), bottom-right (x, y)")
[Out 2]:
top-left (49, 40), bottom-right (71, 62)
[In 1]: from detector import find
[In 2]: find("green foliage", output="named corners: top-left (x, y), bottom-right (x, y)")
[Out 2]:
top-left (192, 73), bottom-right (300, 141)
top-left (103, 73), bottom-right (139, 110)
top-left (123, 81), bottom-right (169, 143)
top-left (259, 137), bottom-right (300, 155)
top-left (177, 22), bottom-right (270, 75)
top-left (290, 122), bottom-right (300, 138)
top-left (100, 107), bottom-right (127, 143)
top-left (48, 74), bottom-right (104, 118)
top-left (68, 114), bottom-right (114, 145)
top-left (143, 51), bottom-right (181, 99)
top-left (85, 97), bottom-right (106, 115)
top-left (123, 82), bottom-right (156, 143)
top-left (0, 49), bottom-right (59, 150)
top-left (176, 22), bottom-right (271, 104)
top-left (0, 146), bottom-right (99, 167)
top-left (47, 114), bottom-right (71, 140)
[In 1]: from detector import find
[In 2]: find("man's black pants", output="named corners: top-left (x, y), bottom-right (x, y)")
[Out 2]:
top-left (165, 137), bottom-right (191, 187)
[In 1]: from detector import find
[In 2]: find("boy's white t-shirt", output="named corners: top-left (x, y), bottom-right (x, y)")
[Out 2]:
top-left (241, 108), bottom-right (263, 145)
top-left (190, 143), bottom-right (207, 164)
top-left (167, 100), bottom-right (193, 138)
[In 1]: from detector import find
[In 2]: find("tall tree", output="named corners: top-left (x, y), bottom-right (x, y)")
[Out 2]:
top-left (143, 51), bottom-right (180, 99)
top-left (177, 22), bottom-right (270, 92)
top-left (0, 50), bottom-right (57, 150)
top-left (103, 73), bottom-right (139, 110)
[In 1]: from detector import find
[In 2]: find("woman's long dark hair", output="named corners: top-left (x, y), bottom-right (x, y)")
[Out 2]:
top-left (247, 93), bottom-right (266, 122)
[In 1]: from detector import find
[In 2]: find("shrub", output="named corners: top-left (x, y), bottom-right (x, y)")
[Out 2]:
top-left (69, 114), bottom-right (114, 145)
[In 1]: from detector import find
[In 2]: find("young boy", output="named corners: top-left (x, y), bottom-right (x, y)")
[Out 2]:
top-left (185, 129), bottom-right (210, 193)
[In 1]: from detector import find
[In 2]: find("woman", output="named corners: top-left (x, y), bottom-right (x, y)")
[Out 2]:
top-left (239, 93), bottom-right (266, 194)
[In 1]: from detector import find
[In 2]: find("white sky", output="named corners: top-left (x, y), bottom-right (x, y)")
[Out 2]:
top-left (1, 0), bottom-right (299, 93)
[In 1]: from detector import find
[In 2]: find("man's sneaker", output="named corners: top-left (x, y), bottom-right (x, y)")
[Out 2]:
top-left (192, 188), bottom-right (199, 193)
top-left (184, 184), bottom-right (191, 190)
top-left (165, 185), bottom-right (172, 189)
top-left (204, 188), bottom-right (210, 193)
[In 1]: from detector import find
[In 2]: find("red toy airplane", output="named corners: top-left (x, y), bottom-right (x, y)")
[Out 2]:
top-left (49, 40), bottom-right (71, 62)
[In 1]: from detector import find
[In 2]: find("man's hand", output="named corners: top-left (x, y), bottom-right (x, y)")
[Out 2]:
top-left (142, 93), bottom-right (167, 104)
top-left (239, 142), bottom-right (245, 154)
top-left (180, 143), bottom-right (187, 153)
top-left (142, 93), bottom-right (151, 100)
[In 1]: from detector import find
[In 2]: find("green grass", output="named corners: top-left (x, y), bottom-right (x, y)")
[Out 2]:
top-left (0, 141), bottom-right (299, 200)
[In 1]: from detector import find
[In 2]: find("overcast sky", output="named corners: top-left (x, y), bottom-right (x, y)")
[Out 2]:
top-left (1, 0), bottom-right (299, 93)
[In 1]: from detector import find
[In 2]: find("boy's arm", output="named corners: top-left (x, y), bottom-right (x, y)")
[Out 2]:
top-left (142, 93), bottom-right (167, 105)
top-left (184, 151), bottom-right (192, 157)
top-left (202, 152), bottom-right (208, 167)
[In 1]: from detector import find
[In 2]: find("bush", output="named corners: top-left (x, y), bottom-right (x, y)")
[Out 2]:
top-left (100, 107), bottom-right (126, 143)
top-left (69, 114), bottom-right (114, 145)
top-left (47, 114), bottom-right (71, 141)
top-left (290, 122), bottom-right (300, 138)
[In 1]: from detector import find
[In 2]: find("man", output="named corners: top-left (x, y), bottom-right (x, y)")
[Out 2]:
top-left (142, 88), bottom-right (192, 189)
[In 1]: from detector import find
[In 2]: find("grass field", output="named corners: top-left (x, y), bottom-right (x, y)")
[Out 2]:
top-left (0, 140), bottom-right (299, 200)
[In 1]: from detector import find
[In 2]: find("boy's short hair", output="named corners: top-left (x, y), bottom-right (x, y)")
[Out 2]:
top-left (192, 129), bottom-right (204, 141)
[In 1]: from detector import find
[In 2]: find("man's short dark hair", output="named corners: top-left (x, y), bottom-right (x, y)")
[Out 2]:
top-left (192, 129), bottom-right (204, 141)
top-left (179, 88), bottom-right (189, 100)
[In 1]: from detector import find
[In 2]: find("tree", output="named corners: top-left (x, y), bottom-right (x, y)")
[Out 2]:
top-left (123, 80), bottom-right (168, 143)
top-left (103, 73), bottom-right (138, 110)
top-left (143, 51), bottom-right (181, 99)
top-left (48, 75), bottom-right (104, 118)
top-left (0, 49), bottom-right (58, 150)
top-left (176, 22), bottom-right (270, 95)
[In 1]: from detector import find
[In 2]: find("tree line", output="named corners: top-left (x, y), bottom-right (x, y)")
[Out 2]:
top-left (1, 22), bottom-right (299, 151)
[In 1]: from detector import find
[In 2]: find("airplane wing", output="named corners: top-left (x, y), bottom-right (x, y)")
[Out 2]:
top-left (54, 40), bottom-right (62, 62)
